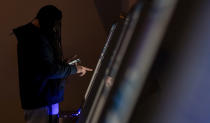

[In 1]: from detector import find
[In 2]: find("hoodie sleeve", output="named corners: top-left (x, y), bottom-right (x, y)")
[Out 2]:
top-left (38, 35), bottom-right (77, 79)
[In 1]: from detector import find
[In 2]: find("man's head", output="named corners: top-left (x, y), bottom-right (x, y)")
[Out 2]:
top-left (36, 5), bottom-right (62, 32)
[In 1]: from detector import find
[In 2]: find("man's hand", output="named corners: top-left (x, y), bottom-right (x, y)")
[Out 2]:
top-left (76, 65), bottom-right (93, 76)
top-left (64, 55), bottom-right (93, 76)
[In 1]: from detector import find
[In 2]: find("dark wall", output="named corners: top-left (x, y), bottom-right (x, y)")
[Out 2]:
top-left (0, 0), bottom-right (105, 122)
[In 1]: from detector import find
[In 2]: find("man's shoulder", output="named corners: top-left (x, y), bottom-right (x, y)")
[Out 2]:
top-left (13, 23), bottom-right (32, 32)
top-left (14, 23), bottom-right (41, 35)
top-left (13, 23), bottom-right (42, 42)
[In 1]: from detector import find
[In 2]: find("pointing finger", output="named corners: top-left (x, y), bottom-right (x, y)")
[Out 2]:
top-left (84, 67), bottom-right (93, 71)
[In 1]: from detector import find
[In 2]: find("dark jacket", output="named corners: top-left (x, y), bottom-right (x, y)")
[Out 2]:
top-left (13, 23), bottom-right (77, 109)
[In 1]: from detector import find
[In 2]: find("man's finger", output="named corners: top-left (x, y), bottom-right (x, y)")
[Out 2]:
top-left (84, 67), bottom-right (93, 71)
top-left (80, 71), bottom-right (86, 76)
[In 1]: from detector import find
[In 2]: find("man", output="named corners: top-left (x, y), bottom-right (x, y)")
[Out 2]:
top-left (13, 5), bottom-right (92, 123)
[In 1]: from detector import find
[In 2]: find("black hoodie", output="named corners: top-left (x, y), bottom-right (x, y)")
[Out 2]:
top-left (13, 23), bottom-right (77, 109)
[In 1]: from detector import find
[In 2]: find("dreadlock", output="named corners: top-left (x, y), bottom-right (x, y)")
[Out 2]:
top-left (36, 5), bottom-right (63, 63)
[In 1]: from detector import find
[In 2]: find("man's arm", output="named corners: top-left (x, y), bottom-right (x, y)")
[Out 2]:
top-left (38, 36), bottom-right (77, 79)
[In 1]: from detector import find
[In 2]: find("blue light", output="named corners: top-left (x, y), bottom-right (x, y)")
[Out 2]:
top-left (71, 108), bottom-right (81, 117)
